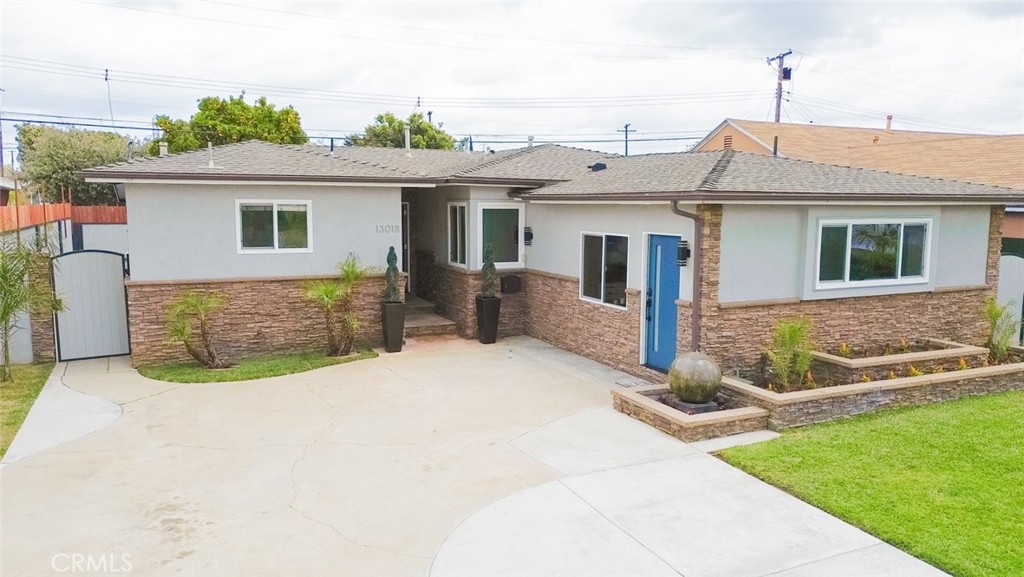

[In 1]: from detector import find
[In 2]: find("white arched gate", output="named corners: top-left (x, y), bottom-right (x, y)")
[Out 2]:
top-left (997, 254), bottom-right (1024, 346)
top-left (52, 250), bottom-right (130, 361)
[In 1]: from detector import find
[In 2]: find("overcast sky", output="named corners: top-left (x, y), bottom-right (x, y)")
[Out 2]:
top-left (1, 1), bottom-right (1022, 157)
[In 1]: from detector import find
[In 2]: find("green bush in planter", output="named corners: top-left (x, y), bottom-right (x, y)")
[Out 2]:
top-left (668, 352), bottom-right (722, 404)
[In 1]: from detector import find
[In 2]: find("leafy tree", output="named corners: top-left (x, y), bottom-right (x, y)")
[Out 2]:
top-left (17, 125), bottom-right (132, 205)
top-left (0, 237), bottom-right (63, 382)
top-left (150, 94), bottom-right (308, 155)
top-left (335, 254), bottom-right (368, 355)
top-left (346, 112), bottom-right (456, 150)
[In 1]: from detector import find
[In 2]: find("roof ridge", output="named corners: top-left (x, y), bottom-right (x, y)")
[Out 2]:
top-left (453, 145), bottom-right (543, 176)
top-left (697, 150), bottom-right (736, 190)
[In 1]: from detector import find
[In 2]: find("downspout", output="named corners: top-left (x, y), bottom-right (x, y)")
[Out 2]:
top-left (670, 201), bottom-right (702, 352)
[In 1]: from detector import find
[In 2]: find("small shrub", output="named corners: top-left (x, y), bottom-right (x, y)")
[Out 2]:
top-left (837, 342), bottom-right (853, 359)
top-left (984, 298), bottom-right (1019, 364)
top-left (932, 365), bottom-right (945, 374)
top-left (861, 374), bottom-right (872, 383)
top-left (908, 365), bottom-right (924, 377)
top-left (957, 357), bottom-right (969, 371)
top-left (165, 290), bottom-right (230, 368)
top-left (763, 317), bottom-right (815, 392)
top-left (899, 337), bottom-right (911, 354)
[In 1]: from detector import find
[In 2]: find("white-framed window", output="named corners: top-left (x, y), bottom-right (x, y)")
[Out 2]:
top-left (448, 202), bottom-right (467, 266)
top-left (580, 232), bottom-right (629, 308)
top-left (477, 203), bottom-right (524, 268)
top-left (815, 218), bottom-right (930, 289)
top-left (236, 199), bottom-right (312, 253)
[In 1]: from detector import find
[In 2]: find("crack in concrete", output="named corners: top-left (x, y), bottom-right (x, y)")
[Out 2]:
top-left (282, 383), bottom-right (428, 561)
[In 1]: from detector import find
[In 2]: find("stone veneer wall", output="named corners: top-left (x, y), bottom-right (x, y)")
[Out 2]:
top-left (525, 270), bottom-right (649, 378)
top-left (719, 363), bottom-right (1024, 429)
top-left (413, 250), bottom-right (527, 339)
top-left (697, 205), bottom-right (1004, 373)
top-left (29, 259), bottom-right (56, 362)
top-left (126, 275), bottom-right (392, 366)
top-left (612, 386), bottom-right (769, 442)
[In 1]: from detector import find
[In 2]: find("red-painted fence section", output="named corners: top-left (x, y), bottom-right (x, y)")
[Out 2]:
top-left (0, 203), bottom-right (72, 233)
top-left (70, 205), bottom-right (127, 224)
top-left (0, 204), bottom-right (127, 232)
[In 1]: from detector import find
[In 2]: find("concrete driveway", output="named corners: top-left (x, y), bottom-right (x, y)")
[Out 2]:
top-left (1, 336), bottom-right (947, 577)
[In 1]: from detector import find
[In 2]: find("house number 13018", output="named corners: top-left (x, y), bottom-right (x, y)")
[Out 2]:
top-left (375, 225), bottom-right (400, 233)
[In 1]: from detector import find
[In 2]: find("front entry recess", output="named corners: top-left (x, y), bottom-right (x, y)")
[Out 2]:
top-left (645, 235), bottom-right (680, 372)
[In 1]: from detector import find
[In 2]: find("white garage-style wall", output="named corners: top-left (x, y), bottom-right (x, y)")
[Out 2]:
top-left (125, 183), bottom-right (403, 281)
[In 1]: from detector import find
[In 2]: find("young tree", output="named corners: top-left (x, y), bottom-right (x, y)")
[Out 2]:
top-left (0, 238), bottom-right (62, 382)
top-left (151, 94), bottom-right (308, 154)
top-left (165, 291), bottom-right (230, 369)
top-left (302, 280), bottom-right (345, 356)
top-left (17, 125), bottom-right (132, 205)
top-left (346, 112), bottom-right (456, 150)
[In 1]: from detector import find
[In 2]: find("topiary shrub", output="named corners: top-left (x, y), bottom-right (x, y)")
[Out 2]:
top-left (668, 352), bottom-right (722, 404)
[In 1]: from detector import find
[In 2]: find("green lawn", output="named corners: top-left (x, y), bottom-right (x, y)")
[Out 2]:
top-left (719, 392), bottom-right (1024, 577)
top-left (1, 362), bottom-right (55, 458)
top-left (137, 350), bottom-right (378, 383)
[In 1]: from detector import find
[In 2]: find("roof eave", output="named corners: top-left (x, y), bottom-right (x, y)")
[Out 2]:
top-left (79, 171), bottom-right (444, 185)
top-left (520, 190), bottom-right (1022, 204)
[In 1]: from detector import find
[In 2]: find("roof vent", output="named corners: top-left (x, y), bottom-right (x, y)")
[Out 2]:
top-left (588, 162), bottom-right (607, 172)
top-left (723, 135), bottom-right (733, 149)
top-left (158, 141), bottom-right (168, 157)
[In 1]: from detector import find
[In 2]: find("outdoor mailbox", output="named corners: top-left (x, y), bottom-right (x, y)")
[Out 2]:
top-left (500, 275), bottom-right (523, 294)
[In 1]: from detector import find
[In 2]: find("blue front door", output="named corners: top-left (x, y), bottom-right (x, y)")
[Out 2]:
top-left (645, 235), bottom-right (680, 372)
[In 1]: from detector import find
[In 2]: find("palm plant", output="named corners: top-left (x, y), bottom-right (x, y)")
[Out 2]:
top-left (0, 238), bottom-right (63, 382)
top-left (984, 297), bottom-right (1019, 363)
top-left (336, 253), bottom-right (367, 355)
top-left (763, 317), bottom-right (815, 391)
top-left (165, 290), bottom-right (230, 368)
top-left (302, 279), bottom-right (345, 356)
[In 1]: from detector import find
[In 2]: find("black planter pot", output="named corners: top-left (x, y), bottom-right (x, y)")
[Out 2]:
top-left (381, 302), bottom-right (405, 353)
top-left (476, 296), bottom-right (501, 344)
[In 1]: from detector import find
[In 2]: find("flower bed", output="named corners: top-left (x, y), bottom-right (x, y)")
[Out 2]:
top-left (719, 360), bottom-right (1024, 430)
top-left (611, 386), bottom-right (768, 442)
top-left (810, 338), bottom-right (991, 384)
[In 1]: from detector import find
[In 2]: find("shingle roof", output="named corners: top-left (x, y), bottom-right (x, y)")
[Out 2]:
top-left (845, 135), bottom-right (1024, 189)
top-left (521, 150), bottom-right (1024, 203)
top-left (723, 119), bottom-right (977, 167)
top-left (82, 140), bottom-right (414, 181)
top-left (80, 140), bottom-right (612, 185)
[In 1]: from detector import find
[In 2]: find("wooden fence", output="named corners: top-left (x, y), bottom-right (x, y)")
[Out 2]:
top-left (71, 205), bottom-right (127, 224)
top-left (0, 204), bottom-right (127, 232)
top-left (0, 203), bottom-right (72, 233)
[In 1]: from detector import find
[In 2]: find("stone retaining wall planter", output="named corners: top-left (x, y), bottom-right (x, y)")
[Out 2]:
top-left (810, 338), bottom-right (990, 384)
top-left (719, 363), bottom-right (1024, 430)
top-left (612, 385), bottom-right (769, 442)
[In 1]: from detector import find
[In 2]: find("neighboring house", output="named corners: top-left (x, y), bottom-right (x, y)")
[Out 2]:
top-left (1, 176), bottom-right (15, 206)
top-left (82, 141), bottom-right (1023, 378)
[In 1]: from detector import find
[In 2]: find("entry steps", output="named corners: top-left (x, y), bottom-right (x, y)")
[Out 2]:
top-left (404, 295), bottom-right (459, 338)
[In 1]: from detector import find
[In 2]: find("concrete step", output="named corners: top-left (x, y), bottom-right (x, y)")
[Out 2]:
top-left (405, 295), bottom-right (438, 316)
top-left (405, 312), bottom-right (459, 338)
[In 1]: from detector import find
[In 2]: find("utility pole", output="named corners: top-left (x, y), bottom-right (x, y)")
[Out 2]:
top-left (766, 50), bottom-right (792, 123)
top-left (617, 123), bottom-right (635, 156)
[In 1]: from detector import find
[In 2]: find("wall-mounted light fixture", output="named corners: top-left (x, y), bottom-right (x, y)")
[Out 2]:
top-left (677, 239), bottom-right (691, 267)
top-left (524, 226), bottom-right (534, 246)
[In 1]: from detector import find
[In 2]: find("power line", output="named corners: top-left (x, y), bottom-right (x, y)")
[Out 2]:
top-left (90, 1), bottom-right (763, 63)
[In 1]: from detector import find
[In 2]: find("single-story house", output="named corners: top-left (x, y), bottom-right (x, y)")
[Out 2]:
top-left (81, 140), bottom-right (1024, 377)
